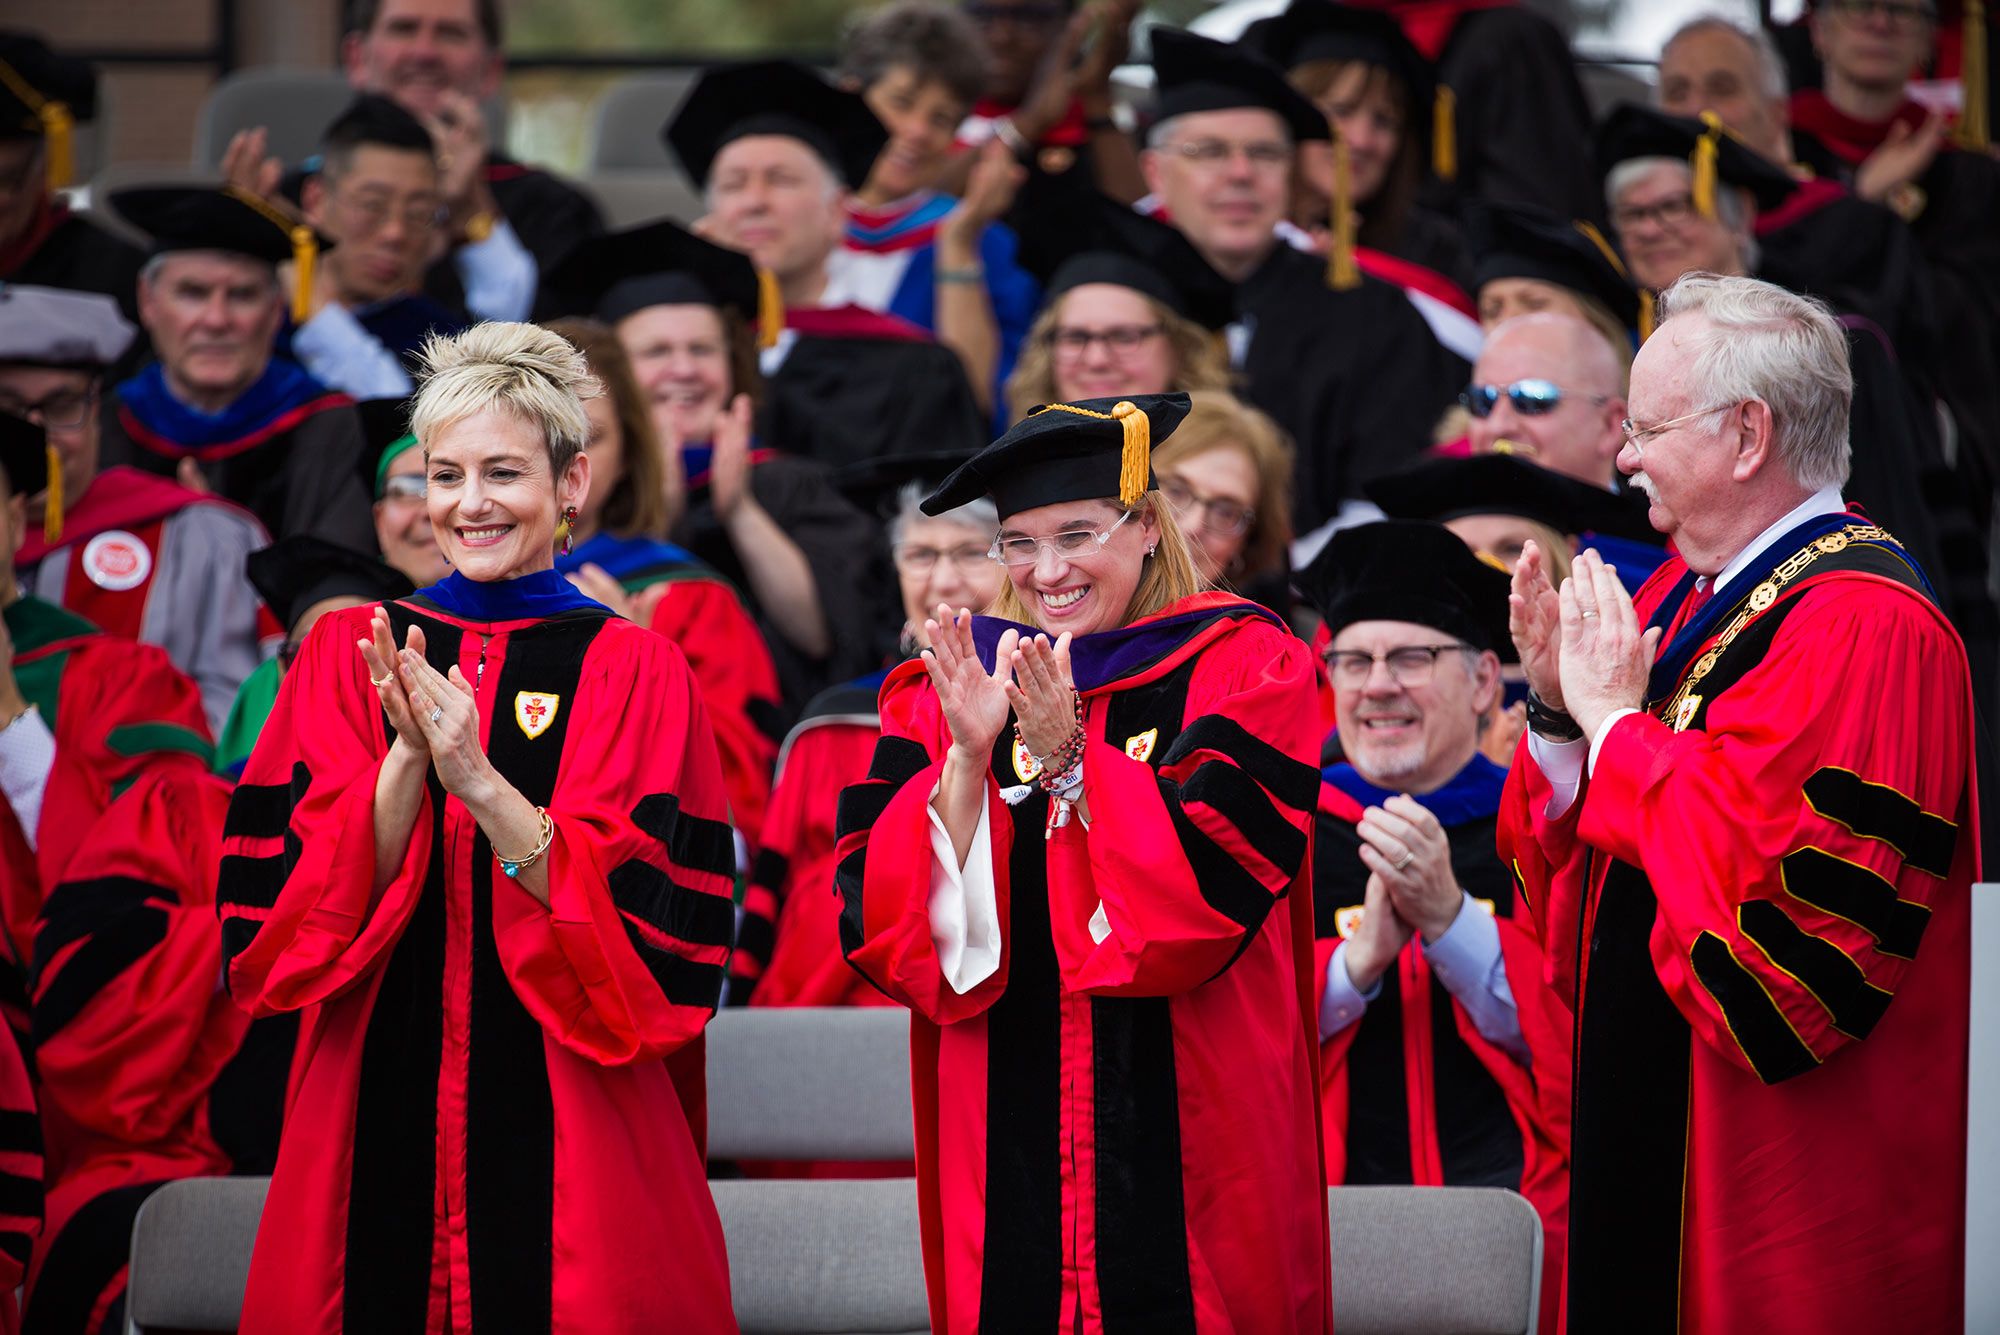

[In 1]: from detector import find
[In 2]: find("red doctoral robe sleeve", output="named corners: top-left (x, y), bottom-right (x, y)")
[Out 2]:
top-left (648, 576), bottom-right (780, 849)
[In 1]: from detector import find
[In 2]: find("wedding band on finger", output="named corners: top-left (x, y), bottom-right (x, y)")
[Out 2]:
top-left (430, 706), bottom-right (443, 724)
top-left (1394, 851), bottom-right (1415, 871)
top-left (371, 674), bottom-right (394, 688)
top-left (1580, 610), bottom-right (1600, 619)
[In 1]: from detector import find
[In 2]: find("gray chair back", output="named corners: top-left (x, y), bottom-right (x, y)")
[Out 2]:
top-left (706, 1006), bottom-right (914, 1161)
top-left (191, 69), bottom-right (355, 168)
top-left (1327, 1186), bottom-right (1543, 1335)
top-left (578, 170), bottom-right (702, 229)
top-left (125, 1175), bottom-right (269, 1333)
top-left (584, 72), bottom-right (697, 172)
top-left (712, 1178), bottom-right (929, 1335)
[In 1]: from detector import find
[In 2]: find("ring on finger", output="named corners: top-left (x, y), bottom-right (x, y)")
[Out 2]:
top-left (1580, 610), bottom-right (1600, 620)
top-left (1393, 851), bottom-right (1415, 871)
top-left (371, 673), bottom-right (394, 688)
top-left (430, 705), bottom-right (444, 724)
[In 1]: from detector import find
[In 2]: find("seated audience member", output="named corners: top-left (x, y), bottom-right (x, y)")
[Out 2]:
top-left (1242, 0), bottom-right (1481, 359)
top-left (23, 764), bottom-right (300, 1335)
top-left (1150, 389), bottom-right (1294, 600)
top-left (362, 400), bottom-right (451, 589)
top-left (1464, 313), bottom-right (1627, 490)
top-left (338, 0), bottom-right (591, 317)
top-left (665, 60), bottom-right (988, 470)
top-left (1461, 201), bottom-right (1641, 363)
top-left (837, 0), bottom-right (1041, 420)
top-left (1145, 28), bottom-right (1458, 554)
top-left (538, 218), bottom-right (895, 705)
top-left (214, 536), bottom-right (413, 779)
top-left (2, 286), bottom-right (270, 735)
top-left (1297, 519), bottom-right (1569, 1326)
top-left (95, 188), bottom-right (375, 550)
top-left (732, 464), bottom-right (1001, 1007)
top-left (0, 412), bottom-right (212, 1010)
top-left (283, 94), bottom-right (470, 398)
top-left (1007, 180), bottom-right (1236, 422)
top-left (0, 34), bottom-right (143, 318)
top-left (550, 318), bottom-right (783, 849)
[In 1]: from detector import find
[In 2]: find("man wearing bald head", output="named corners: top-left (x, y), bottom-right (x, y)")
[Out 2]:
top-left (1465, 314), bottom-right (1627, 489)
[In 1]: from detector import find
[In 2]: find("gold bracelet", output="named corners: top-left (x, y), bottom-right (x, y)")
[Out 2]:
top-left (496, 807), bottom-right (554, 878)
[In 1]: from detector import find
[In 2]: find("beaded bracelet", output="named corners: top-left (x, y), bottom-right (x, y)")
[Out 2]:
top-left (496, 806), bottom-right (555, 878)
top-left (1018, 691), bottom-right (1086, 792)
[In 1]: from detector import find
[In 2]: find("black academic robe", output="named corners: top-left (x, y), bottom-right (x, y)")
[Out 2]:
top-left (1, 211), bottom-right (145, 322)
top-left (760, 319), bottom-right (990, 472)
top-left (1235, 242), bottom-right (1462, 536)
top-left (422, 155), bottom-right (605, 313)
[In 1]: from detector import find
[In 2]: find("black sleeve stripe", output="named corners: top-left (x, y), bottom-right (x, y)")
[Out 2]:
top-left (0, 1232), bottom-right (28, 1268)
top-left (606, 858), bottom-right (736, 949)
top-left (733, 912), bottom-right (776, 966)
top-left (0, 1171), bottom-right (39, 1220)
top-left (629, 794), bottom-right (737, 879)
top-left (0, 1111), bottom-right (39, 1149)
top-left (222, 761), bottom-right (313, 839)
top-left (218, 852), bottom-right (292, 913)
top-left (833, 843), bottom-right (869, 949)
top-left (1178, 761), bottom-right (1307, 881)
top-left (32, 908), bottom-right (170, 1046)
top-left (1163, 791), bottom-right (1276, 933)
top-left (34, 877), bottom-right (168, 980)
top-left (1780, 846), bottom-right (1931, 960)
top-left (1160, 716), bottom-right (1319, 815)
top-left (1803, 766), bottom-right (1956, 878)
top-left (866, 735), bottom-right (932, 788)
top-left (1688, 930), bottom-right (1821, 1085)
top-left (748, 847), bottom-right (789, 895)
top-left (1737, 899), bottom-right (1895, 1040)
top-left (219, 917), bottom-right (262, 981)
top-left (834, 780), bottom-right (901, 845)
top-left (617, 919), bottom-right (725, 1010)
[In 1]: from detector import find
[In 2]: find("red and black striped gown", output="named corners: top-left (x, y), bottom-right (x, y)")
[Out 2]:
top-left (218, 591), bottom-right (738, 1335)
top-left (836, 592), bottom-right (1333, 1335)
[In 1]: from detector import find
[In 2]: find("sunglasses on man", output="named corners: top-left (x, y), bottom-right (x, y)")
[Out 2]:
top-left (1459, 378), bottom-right (1607, 419)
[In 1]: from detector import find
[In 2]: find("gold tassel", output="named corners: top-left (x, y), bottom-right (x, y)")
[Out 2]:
top-left (1692, 111), bottom-right (1723, 218)
top-left (42, 440), bottom-right (61, 545)
top-left (1112, 400), bottom-right (1148, 508)
top-left (755, 268), bottom-right (783, 350)
top-left (1638, 289), bottom-right (1656, 342)
top-left (1574, 219), bottom-right (1632, 278)
top-left (289, 226), bottom-right (316, 325)
top-left (1956, 0), bottom-right (1989, 151)
top-left (1432, 85), bottom-right (1457, 182)
top-left (36, 101), bottom-right (73, 190)
top-left (1327, 122), bottom-right (1360, 291)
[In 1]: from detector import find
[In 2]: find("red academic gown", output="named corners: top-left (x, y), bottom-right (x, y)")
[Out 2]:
top-left (645, 577), bottom-right (780, 849)
top-left (24, 769), bottom-right (296, 1335)
top-left (1498, 519), bottom-right (1975, 1335)
top-left (1313, 768), bottom-right (1569, 1335)
top-left (217, 589), bottom-right (737, 1335)
top-left (0, 1022), bottom-right (41, 1335)
top-left (837, 593), bottom-right (1333, 1335)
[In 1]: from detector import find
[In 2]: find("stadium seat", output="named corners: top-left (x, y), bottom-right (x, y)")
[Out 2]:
top-left (125, 1175), bottom-right (268, 1333)
top-left (190, 69), bottom-right (356, 169)
top-left (704, 1006), bottom-right (915, 1161)
top-left (712, 1178), bottom-right (929, 1335)
top-left (1327, 1186), bottom-right (1543, 1335)
top-left (578, 170), bottom-right (701, 229)
top-left (584, 72), bottom-right (697, 172)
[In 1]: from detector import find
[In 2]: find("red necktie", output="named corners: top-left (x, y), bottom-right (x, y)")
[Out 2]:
top-left (1668, 581), bottom-right (1713, 642)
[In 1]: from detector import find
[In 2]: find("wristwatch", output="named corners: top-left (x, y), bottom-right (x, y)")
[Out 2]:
top-left (1525, 690), bottom-right (1583, 742)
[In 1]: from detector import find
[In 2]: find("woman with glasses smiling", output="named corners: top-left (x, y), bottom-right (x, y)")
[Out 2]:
top-left (834, 392), bottom-right (1333, 1334)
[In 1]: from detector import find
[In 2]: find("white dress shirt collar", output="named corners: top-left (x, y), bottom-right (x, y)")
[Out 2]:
top-left (1702, 486), bottom-right (1847, 595)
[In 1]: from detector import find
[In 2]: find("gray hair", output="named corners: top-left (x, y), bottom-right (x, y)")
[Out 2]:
top-left (889, 480), bottom-right (998, 548)
top-left (412, 321), bottom-right (601, 478)
top-left (138, 249), bottom-right (281, 297)
top-left (1662, 14), bottom-right (1790, 102)
top-left (1653, 272), bottom-right (1851, 490)
top-left (1145, 111), bottom-right (1293, 151)
top-left (1606, 155), bottom-right (1760, 273)
top-left (840, 0), bottom-right (989, 109)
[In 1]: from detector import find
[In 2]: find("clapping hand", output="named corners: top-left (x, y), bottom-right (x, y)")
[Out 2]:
top-left (1358, 795), bottom-right (1461, 944)
top-left (358, 609), bottom-right (430, 757)
top-left (923, 604), bottom-right (1016, 760)
top-left (397, 643), bottom-right (496, 803)
top-left (1556, 549), bottom-right (1661, 741)
top-left (1509, 540), bottom-right (1565, 711)
top-left (1006, 631), bottom-right (1076, 764)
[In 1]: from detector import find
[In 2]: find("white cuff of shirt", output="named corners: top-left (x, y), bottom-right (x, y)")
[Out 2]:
top-left (1526, 729), bottom-right (1586, 818)
top-left (0, 707), bottom-right (56, 850)
top-left (1587, 708), bottom-right (1643, 778)
top-left (925, 786), bottom-right (1002, 995)
top-left (1318, 940), bottom-right (1382, 1041)
top-left (456, 218), bottom-right (537, 323)
top-left (291, 303), bottom-right (414, 399)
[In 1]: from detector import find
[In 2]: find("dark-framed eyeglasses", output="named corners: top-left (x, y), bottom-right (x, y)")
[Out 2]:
top-left (1159, 477), bottom-right (1253, 538)
top-left (0, 383), bottom-right (97, 431)
top-left (1459, 379), bottom-right (1604, 419)
top-left (1324, 643), bottom-right (1474, 689)
top-left (1050, 323), bottom-right (1165, 361)
top-left (1612, 193), bottom-right (1699, 233)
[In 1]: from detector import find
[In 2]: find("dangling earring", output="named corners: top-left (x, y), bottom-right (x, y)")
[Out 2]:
top-left (1145, 544), bottom-right (1157, 557)
top-left (559, 505), bottom-right (579, 557)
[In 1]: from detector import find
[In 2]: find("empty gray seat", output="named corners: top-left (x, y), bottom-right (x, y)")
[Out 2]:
top-left (712, 1178), bottom-right (929, 1335)
top-left (705, 1006), bottom-right (914, 1162)
top-left (578, 170), bottom-right (702, 229)
top-left (1327, 1186), bottom-right (1543, 1335)
top-left (585, 72), bottom-right (697, 172)
top-left (125, 1175), bottom-right (269, 1333)
top-left (191, 69), bottom-right (355, 168)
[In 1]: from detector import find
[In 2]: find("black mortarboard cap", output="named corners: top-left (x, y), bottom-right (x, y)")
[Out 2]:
top-left (836, 448), bottom-right (982, 520)
top-left (246, 535), bottom-right (415, 635)
top-left (539, 219), bottom-right (764, 328)
top-left (0, 284), bottom-right (134, 367)
top-left (923, 393), bottom-right (1192, 518)
top-left (1296, 519), bottom-right (1513, 656)
top-left (665, 61), bottom-right (889, 191)
top-left (321, 91), bottom-right (435, 156)
top-left (1240, 0), bottom-right (1434, 149)
top-left (1594, 104), bottom-right (1797, 213)
top-left (1365, 453), bottom-right (1656, 543)
top-left (1461, 200), bottom-right (1641, 330)
top-left (1150, 28), bottom-right (1330, 144)
top-left (0, 411), bottom-right (46, 497)
top-left (0, 32), bottom-right (95, 138)
top-left (109, 185), bottom-right (320, 266)
top-left (1013, 180), bottom-right (1236, 331)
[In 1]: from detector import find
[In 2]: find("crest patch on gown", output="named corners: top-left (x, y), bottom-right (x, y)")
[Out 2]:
top-left (515, 690), bottom-right (561, 740)
top-left (1124, 728), bottom-right (1158, 762)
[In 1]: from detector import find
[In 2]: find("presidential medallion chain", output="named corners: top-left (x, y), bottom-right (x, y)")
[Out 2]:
top-left (1654, 524), bottom-right (1891, 732)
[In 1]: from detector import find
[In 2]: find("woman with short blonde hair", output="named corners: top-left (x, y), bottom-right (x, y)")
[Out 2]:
top-left (221, 321), bottom-right (739, 1335)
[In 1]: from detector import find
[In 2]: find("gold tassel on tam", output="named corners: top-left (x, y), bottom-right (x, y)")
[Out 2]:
top-left (1573, 219), bottom-right (1653, 339)
top-left (1956, 0), bottom-right (1989, 151)
top-left (1691, 112), bottom-right (1724, 218)
top-left (288, 226), bottom-right (317, 325)
top-left (42, 441), bottom-right (61, 545)
top-left (0, 57), bottom-right (73, 190)
top-left (1638, 290), bottom-right (1655, 341)
top-left (1327, 123), bottom-right (1361, 291)
top-left (755, 269), bottom-right (783, 350)
top-left (1432, 86), bottom-right (1457, 183)
top-left (1111, 400), bottom-right (1149, 507)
